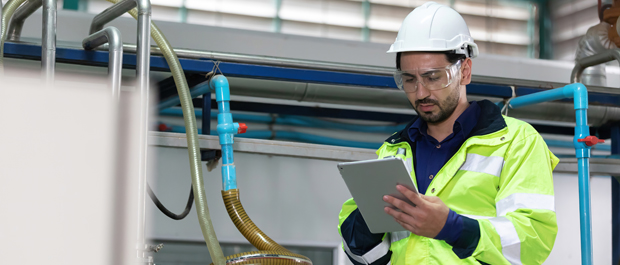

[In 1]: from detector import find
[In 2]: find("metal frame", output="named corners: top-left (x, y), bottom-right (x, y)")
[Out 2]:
top-left (151, 132), bottom-right (380, 162)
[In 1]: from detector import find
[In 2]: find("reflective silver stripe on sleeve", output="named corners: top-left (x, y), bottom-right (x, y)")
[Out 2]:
top-left (489, 217), bottom-right (522, 265)
top-left (459, 153), bottom-right (504, 177)
top-left (405, 157), bottom-right (413, 176)
top-left (342, 235), bottom-right (391, 264)
top-left (462, 214), bottom-right (493, 220)
top-left (496, 193), bottom-right (555, 217)
top-left (390, 231), bottom-right (411, 244)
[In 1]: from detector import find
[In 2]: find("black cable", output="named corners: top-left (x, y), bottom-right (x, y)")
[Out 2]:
top-left (147, 182), bottom-right (194, 220)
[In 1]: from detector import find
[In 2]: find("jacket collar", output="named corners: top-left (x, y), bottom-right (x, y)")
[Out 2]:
top-left (385, 99), bottom-right (506, 145)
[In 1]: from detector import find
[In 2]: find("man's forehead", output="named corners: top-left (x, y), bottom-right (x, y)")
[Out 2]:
top-left (400, 52), bottom-right (449, 69)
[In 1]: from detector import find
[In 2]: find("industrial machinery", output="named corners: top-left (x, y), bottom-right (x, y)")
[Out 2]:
top-left (2, 0), bottom-right (620, 264)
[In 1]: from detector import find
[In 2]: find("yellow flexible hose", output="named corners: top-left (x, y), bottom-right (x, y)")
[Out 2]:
top-left (103, 0), bottom-right (226, 264)
top-left (218, 189), bottom-right (313, 265)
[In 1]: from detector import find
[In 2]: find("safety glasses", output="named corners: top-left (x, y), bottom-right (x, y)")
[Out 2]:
top-left (393, 60), bottom-right (462, 93)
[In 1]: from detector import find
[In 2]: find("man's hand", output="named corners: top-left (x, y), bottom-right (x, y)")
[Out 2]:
top-left (383, 185), bottom-right (450, 238)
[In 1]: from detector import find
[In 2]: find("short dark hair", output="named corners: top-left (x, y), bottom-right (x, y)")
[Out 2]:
top-left (396, 52), bottom-right (466, 70)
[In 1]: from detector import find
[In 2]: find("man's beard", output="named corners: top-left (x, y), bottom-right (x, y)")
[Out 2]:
top-left (413, 83), bottom-right (461, 124)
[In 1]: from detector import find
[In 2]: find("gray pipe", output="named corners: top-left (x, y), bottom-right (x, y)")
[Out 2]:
top-left (117, 44), bottom-right (394, 75)
top-left (89, 0), bottom-right (137, 34)
top-left (572, 48), bottom-right (620, 84)
top-left (6, 0), bottom-right (42, 41)
top-left (83, 27), bottom-right (123, 99)
top-left (41, 0), bottom-right (55, 83)
top-left (89, 0), bottom-right (151, 258)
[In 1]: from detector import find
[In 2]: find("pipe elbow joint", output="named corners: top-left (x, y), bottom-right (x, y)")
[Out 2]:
top-left (105, 27), bottom-right (123, 50)
top-left (135, 0), bottom-right (151, 13)
top-left (569, 83), bottom-right (588, 110)
top-left (210, 75), bottom-right (231, 102)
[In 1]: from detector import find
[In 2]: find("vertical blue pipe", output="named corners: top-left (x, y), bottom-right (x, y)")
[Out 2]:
top-left (577, 156), bottom-right (592, 264)
top-left (202, 92), bottom-right (211, 135)
top-left (506, 83), bottom-right (593, 264)
top-left (612, 125), bottom-right (620, 265)
top-left (572, 83), bottom-right (593, 265)
top-left (210, 75), bottom-right (240, 191)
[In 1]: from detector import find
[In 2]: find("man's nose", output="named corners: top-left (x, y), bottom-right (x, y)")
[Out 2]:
top-left (416, 81), bottom-right (430, 99)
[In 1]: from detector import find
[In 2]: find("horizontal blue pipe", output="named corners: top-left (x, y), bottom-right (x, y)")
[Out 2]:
top-left (163, 123), bottom-right (611, 152)
top-left (545, 139), bottom-right (611, 151)
top-left (159, 107), bottom-right (406, 134)
top-left (507, 86), bottom-right (573, 109)
top-left (555, 154), bottom-right (620, 159)
top-left (164, 124), bottom-right (381, 149)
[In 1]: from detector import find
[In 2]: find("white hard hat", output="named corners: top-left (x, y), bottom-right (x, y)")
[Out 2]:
top-left (387, 2), bottom-right (478, 58)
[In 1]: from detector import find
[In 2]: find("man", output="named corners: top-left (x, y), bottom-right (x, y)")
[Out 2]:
top-left (338, 2), bottom-right (558, 265)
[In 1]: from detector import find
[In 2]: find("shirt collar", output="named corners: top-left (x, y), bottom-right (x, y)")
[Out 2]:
top-left (408, 101), bottom-right (481, 142)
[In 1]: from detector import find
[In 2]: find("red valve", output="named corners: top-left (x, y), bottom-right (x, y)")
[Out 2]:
top-left (158, 123), bottom-right (170, 132)
top-left (238, 123), bottom-right (248, 134)
top-left (578, 136), bottom-right (605, 146)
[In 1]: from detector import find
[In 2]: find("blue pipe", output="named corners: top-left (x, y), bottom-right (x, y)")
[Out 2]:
top-left (503, 83), bottom-right (593, 265)
top-left (163, 122), bottom-right (611, 154)
top-left (160, 107), bottom-right (408, 134)
top-left (544, 139), bottom-right (611, 151)
top-left (210, 76), bottom-right (241, 191)
top-left (162, 124), bottom-right (382, 150)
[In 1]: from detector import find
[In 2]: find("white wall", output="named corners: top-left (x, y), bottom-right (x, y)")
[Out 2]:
top-left (148, 144), bottom-right (613, 265)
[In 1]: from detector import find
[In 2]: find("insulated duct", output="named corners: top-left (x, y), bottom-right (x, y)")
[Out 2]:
top-left (574, 22), bottom-right (616, 86)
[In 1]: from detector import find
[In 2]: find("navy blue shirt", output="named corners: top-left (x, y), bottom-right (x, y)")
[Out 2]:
top-left (408, 101), bottom-right (481, 244)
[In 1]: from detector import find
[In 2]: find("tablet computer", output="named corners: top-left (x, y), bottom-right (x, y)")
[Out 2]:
top-left (337, 157), bottom-right (418, 233)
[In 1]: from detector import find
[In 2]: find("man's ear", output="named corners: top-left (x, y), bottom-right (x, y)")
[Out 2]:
top-left (460, 58), bottom-right (473, 85)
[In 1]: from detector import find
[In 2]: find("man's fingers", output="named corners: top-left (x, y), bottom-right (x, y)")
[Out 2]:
top-left (384, 206), bottom-right (417, 226)
top-left (383, 195), bottom-right (416, 215)
top-left (395, 218), bottom-right (416, 233)
top-left (397, 185), bottom-right (423, 206)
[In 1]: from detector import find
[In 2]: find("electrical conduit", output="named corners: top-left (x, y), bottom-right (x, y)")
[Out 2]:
top-left (101, 0), bottom-right (226, 264)
top-left (211, 75), bottom-right (312, 265)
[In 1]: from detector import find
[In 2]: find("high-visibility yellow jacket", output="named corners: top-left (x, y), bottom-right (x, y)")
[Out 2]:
top-left (338, 100), bottom-right (559, 265)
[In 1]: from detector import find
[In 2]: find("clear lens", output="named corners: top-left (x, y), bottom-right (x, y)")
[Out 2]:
top-left (393, 60), bottom-right (461, 93)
